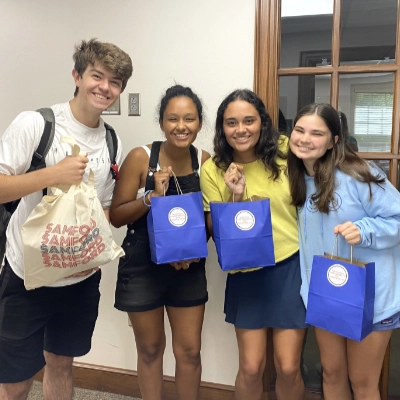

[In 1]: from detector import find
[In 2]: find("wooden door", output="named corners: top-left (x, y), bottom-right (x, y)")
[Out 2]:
top-left (254, 0), bottom-right (400, 398)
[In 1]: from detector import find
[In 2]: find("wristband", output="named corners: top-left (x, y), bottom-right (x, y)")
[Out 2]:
top-left (143, 190), bottom-right (153, 207)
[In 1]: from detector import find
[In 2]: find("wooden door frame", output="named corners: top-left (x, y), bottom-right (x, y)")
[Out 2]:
top-left (254, 0), bottom-right (400, 184)
top-left (254, 0), bottom-right (400, 398)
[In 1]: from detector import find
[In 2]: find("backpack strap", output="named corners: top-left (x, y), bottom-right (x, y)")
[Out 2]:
top-left (30, 108), bottom-right (56, 172)
top-left (4, 108), bottom-right (55, 213)
top-left (104, 122), bottom-right (119, 180)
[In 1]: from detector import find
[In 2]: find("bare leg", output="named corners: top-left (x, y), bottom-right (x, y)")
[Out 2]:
top-left (348, 330), bottom-right (392, 400)
top-left (273, 328), bottom-right (306, 400)
top-left (129, 308), bottom-right (165, 400)
top-left (167, 305), bottom-right (205, 400)
top-left (0, 379), bottom-right (33, 400)
top-left (234, 327), bottom-right (267, 400)
top-left (42, 351), bottom-right (73, 400)
top-left (314, 328), bottom-right (352, 400)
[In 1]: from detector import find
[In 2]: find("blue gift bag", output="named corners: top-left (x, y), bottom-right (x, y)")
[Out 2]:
top-left (210, 197), bottom-right (275, 271)
top-left (147, 191), bottom-right (208, 264)
top-left (306, 253), bottom-right (375, 341)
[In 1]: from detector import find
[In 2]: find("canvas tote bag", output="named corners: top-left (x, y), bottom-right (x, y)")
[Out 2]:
top-left (21, 136), bottom-right (124, 290)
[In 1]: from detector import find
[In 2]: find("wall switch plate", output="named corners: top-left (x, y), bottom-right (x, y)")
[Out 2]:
top-left (128, 93), bottom-right (140, 116)
top-left (102, 96), bottom-right (120, 115)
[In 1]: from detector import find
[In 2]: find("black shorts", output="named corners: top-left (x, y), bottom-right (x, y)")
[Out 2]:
top-left (114, 234), bottom-right (208, 312)
top-left (0, 260), bottom-right (101, 383)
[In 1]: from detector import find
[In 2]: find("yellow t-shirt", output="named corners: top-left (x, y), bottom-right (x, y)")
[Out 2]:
top-left (200, 136), bottom-right (298, 266)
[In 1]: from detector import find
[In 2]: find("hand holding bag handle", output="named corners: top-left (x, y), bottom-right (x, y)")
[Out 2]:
top-left (329, 234), bottom-right (357, 264)
top-left (60, 135), bottom-right (85, 157)
top-left (232, 184), bottom-right (250, 203)
top-left (59, 136), bottom-right (95, 227)
top-left (166, 169), bottom-right (183, 196)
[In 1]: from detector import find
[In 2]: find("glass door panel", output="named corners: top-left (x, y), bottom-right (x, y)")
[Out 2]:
top-left (338, 72), bottom-right (394, 153)
top-left (280, 0), bottom-right (334, 68)
top-left (340, 0), bottom-right (397, 65)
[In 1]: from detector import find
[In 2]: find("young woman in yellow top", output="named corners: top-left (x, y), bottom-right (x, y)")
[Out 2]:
top-left (201, 89), bottom-right (306, 400)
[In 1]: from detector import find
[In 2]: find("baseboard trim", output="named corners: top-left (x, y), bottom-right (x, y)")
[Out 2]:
top-left (34, 362), bottom-right (236, 400)
top-left (34, 363), bottom-right (324, 399)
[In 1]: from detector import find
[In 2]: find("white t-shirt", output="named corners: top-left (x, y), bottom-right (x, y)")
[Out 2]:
top-left (0, 102), bottom-right (123, 286)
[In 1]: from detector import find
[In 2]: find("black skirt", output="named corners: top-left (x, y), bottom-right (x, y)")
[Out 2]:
top-left (224, 252), bottom-right (306, 329)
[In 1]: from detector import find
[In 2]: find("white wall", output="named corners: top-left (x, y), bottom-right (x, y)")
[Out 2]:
top-left (0, 0), bottom-right (255, 386)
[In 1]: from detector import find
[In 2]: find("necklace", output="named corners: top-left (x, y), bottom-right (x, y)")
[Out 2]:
top-left (161, 142), bottom-right (192, 176)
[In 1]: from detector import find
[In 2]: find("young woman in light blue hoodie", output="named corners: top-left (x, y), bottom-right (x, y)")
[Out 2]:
top-left (287, 103), bottom-right (400, 400)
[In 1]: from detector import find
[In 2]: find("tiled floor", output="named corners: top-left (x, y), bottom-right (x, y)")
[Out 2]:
top-left (28, 381), bottom-right (141, 400)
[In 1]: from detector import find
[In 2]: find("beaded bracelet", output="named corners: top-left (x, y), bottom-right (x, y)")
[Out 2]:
top-left (142, 190), bottom-right (153, 207)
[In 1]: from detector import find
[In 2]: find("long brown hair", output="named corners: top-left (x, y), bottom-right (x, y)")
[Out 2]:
top-left (288, 103), bottom-right (385, 213)
top-left (213, 89), bottom-right (286, 180)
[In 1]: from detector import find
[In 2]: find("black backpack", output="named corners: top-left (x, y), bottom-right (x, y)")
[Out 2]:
top-left (0, 108), bottom-right (119, 264)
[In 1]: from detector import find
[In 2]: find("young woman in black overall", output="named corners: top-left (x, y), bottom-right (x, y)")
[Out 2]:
top-left (110, 85), bottom-right (210, 400)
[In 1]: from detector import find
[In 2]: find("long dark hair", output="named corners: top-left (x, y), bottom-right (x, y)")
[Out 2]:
top-left (288, 103), bottom-right (385, 213)
top-left (213, 89), bottom-right (286, 180)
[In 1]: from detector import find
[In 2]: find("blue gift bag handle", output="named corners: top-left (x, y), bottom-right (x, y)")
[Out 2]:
top-left (232, 184), bottom-right (250, 203)
top-left (331, 234), bottom-right (355, 262)
top-left (162, 170), bottom-right (183, 196)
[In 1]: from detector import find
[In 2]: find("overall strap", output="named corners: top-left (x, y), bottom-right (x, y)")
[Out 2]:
top-left (145, 142), bottom-right (198, 190)
top-left (145, 141), bottom-right (162, 191)
top-left (189, 145), bottom-right (199, 172)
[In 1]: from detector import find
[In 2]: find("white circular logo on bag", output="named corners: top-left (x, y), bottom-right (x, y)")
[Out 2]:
top-left (234, 210), bottom-right (255, 231)
top-left (168, 207), bottom-right (187, 227)
top-left (327, 264), bottom-right (349, 287)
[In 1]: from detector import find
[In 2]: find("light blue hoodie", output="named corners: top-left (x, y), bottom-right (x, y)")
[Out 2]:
top-left (298, 167), bottom-right (400, 323)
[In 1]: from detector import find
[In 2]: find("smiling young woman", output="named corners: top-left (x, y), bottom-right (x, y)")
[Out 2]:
top-left (288, 103), bottom-right (400, 400)
top-left (110, 85), bottom-right (210, 400)
top-left (201, 89), bottom-right (306, 400)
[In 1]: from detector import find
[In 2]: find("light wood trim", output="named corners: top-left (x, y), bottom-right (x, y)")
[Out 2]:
top-left (330, 71), bottom-right (339, 110)
top-left (357, 153), bottom-right (400, 160)
top-left (254, 0), bottom-right (262, 96)
top-left (254, 0), bottom-right (281, 125)
top-left (392, 0), bottom-right (400, 156)
top-left (266, 0), bottom-right (281, 124)
top-left (331, 0), bottom-right (341, 69)
top-left (254, 0), bottom-right (269, 106)
top-left (278, 64), bottom-right (399, 76)
top-left (330, 0), bottom-right (342, 108)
